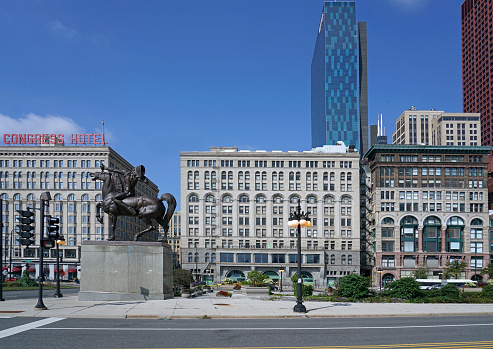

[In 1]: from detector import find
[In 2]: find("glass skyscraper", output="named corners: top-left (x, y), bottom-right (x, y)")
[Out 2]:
top-left (311, 1), bottom-right (368, 155)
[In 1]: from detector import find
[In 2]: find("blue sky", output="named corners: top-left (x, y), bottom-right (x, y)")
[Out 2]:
top-left (0, 0), bottom-right (464, 209)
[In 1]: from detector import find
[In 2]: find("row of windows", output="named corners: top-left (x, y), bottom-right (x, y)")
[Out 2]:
top-left (1, 193), bottom-right (102, 202)
top-left (379, 155), bottom-right (484, 163)
top-left (0, 160), bottom-right (104, 168)
top-left (380, 202), bottom-right (485, 213)
top-left (380, 167), bottom-right (484, 177)
top-left (186, 159), bottom-right (355, 169)
top-left (379, 178), bottom-right (483, 188)
top-left (188, 193), bottom-right (352, 204)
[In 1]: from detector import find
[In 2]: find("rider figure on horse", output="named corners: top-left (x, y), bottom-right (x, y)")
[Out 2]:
top-left (100, 164), bottom-right (148, 216)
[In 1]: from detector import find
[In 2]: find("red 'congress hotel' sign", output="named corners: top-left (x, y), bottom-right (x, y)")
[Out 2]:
top-left (2, 133), bottom-right (107, 145)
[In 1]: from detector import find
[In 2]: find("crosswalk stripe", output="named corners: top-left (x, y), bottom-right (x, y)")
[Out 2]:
top-left (0, 317), bottom-right (64, 339)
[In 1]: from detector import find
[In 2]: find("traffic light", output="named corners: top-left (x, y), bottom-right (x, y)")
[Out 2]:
top-left (15, 209), bottom-right (35, 246)
top-left (43, 215), bottom-right (60, 249)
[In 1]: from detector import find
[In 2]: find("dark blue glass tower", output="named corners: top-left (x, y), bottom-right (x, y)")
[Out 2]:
top-left (311, 1), bottom-right (368, 155)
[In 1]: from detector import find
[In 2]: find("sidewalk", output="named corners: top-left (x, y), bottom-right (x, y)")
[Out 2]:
top-left (2, 292), bottom-right (493, 319)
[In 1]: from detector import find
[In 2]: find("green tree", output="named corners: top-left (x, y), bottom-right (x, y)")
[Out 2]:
top-left (381, 277), bottom-right (422, 300)
top-left (173, 268), bottom-right (194, 288)
top-left (480, 263), bottom-right (493, 278)
top-left (247, 270), bottom-right (269, 287)
top-left (20, 269), bottom-right (37, 287)
top-left (412, 266), bottom-right (430, 279)
top-left (443, 260), bottom-right (467, 279)
top-left (335, 273), bottom-right (370, 299)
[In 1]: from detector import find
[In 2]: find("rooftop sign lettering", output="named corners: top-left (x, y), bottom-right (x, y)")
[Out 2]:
top-left (2, 133), bottom-right (107, 146)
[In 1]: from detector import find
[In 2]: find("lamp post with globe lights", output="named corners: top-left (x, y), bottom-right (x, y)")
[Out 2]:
top-left (288, 204), bottom-right (311, 313)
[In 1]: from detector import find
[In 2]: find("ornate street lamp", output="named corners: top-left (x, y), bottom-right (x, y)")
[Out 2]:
top-left (54, 235), bottom-right (66, 298)
top-left (288, 204), bottom-right (311, 313)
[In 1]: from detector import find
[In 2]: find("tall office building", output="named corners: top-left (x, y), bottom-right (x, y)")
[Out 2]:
top-left (461, 0), bottom-right (492, 146)
top-left (392, 107), bottom-right (481, 146)
top-left (311, 1), bottom-right (368, 155)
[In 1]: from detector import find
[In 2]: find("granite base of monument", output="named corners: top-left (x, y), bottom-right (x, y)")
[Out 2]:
top-left (78, 241), bottom-right (173, 301)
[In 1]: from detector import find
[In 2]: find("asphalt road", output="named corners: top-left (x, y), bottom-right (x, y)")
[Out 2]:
top-left (1, 315), bottom-right (493, 349)
top-left (0, 286), bottom-right (79, 300)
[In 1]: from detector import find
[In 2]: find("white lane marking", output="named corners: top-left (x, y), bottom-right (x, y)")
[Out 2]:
top-left (0, 317), bottom-right (65, 339)
top-left (38, 323), bottom-right (493, 331)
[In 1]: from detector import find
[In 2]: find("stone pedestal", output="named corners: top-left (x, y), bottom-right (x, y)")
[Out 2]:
top-left (78, 241), bottom-right (173, 301)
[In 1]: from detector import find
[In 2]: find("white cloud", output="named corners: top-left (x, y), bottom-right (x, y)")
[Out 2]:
top-left (47, 20), bottom-right (78, 39)
top-left (0, 113), bottom-right (84, 135)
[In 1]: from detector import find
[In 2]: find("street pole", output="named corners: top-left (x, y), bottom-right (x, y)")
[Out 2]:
top-left (9, 229), bottom-right (13, 281)
top-left (35, 192), bottom-right (51, 310)
top-left (0, 198), bottom-right (4, 301)
top-left (288, 204), bottom-right (310, 313)
top-left (54, 239), bottom-right (63, 298)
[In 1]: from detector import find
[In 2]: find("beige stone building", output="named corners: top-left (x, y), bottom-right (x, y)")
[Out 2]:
top-left (392, 107), bottom-right (480, 146)
top-left (180, 144), bottom-right (361, 287)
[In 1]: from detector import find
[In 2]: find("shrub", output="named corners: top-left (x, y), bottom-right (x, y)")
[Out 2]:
top-left (465, 281), bottom-right (476, 287)
top-left (247, 270), bottom-right (269, 287)
top-left (181, 288), bottom-right (192, 294)
top-left (381, 277), bottom-right (422, 300)
top-left (216, 291), bottom-right (232, 297)
top-left (233, 284), bottom-right (241, 290)
top-left (173, 269), bottom-right (194, 288)
top-left (222, 278), bottom-right (233, 285)
top-left (335, 273), bottom-right (370, 299)
top-left (294, 284), bottom-right (313, 298)
top-left (482, 285), bottom-right (493, 299)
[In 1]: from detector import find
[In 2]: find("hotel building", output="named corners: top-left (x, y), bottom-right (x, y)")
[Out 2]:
top-left (0, 144), bottom-right (159, 281)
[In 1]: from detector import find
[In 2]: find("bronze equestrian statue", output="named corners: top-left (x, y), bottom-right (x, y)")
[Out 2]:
top-left (90, 165), bottom-right (176, 241)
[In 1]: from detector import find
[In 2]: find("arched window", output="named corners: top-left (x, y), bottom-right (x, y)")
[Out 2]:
top-left (381, 217), bottom-right (394, 225)
top-left (446, 217), bottom-right (463, 252)
top-left (471, 218), bottom-right (483, 226)
top-left (341, 255), bottom-right (346, 264)
top-left (347, 172), bottom-right (352, 181)
top-left (188, 252), bottom-right (193, 263)
top-left (189, 194), bottom-right (199, 203)
top-left (54, 194), bottom-right (63, 201)
top-left (205, 195), bottom-right (215, 203)
top-left (81, 194), bottom-right (90, 201)
top-left (273, 195), bottom-right (283, 203)
top-left (14, 194), bottom-right (22, 201)
top-left (306, 196), bottom-right (317, 204)
top-left (256, 195), bottom-right (266, 203)
top-left (194, 252), bottom-right (199, 263)
top-left (330, 254), bottom-right (335, 264)
top-left (341, 196), bottom-right (351, 204)
top-left (289, 196), bottom-right (300, 204)
top-left (400, 216), bottom-right (418, 252)
top-left (187, 171), bottom-right (192, 180)
top-left (239, 195), bottom-right (249, 203)
top-left (68, 194), bottom-right (76, 201)
top-left (347, 255), bottom-right (352, 265)
top-left (211, 253), bottom-right (216, 263)
top-left (324, 195), bottom-right (335, 204)
top-left (423, 216), bottom-right (442, 252)
top-left (96, 194), bottom-right (103, 201)
top-left (205, 253), bottom-right (210, 262)
top-left (0, 194), bottom-right (8, 200)
top-left (222, 195), bottom-right (233, 203)
top-left (27, 193), bottom-right (35, 201)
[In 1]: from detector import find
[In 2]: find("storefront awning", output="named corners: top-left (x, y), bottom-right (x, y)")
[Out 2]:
top-left (12, 267), bottom-right (22, 272)
top-left (68, 269), bottom-right (77, 273)
top-left (28, 268), bottom-right (36, 272)
top-left (55, 268), bottom-right (63, 272)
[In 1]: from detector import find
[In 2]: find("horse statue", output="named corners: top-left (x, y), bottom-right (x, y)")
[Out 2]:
top-left (90, 167), bottom-right (176, 241)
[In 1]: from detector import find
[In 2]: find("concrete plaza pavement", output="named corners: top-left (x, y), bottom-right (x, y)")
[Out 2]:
top-left (2, 291), bottom-right (493, 319)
